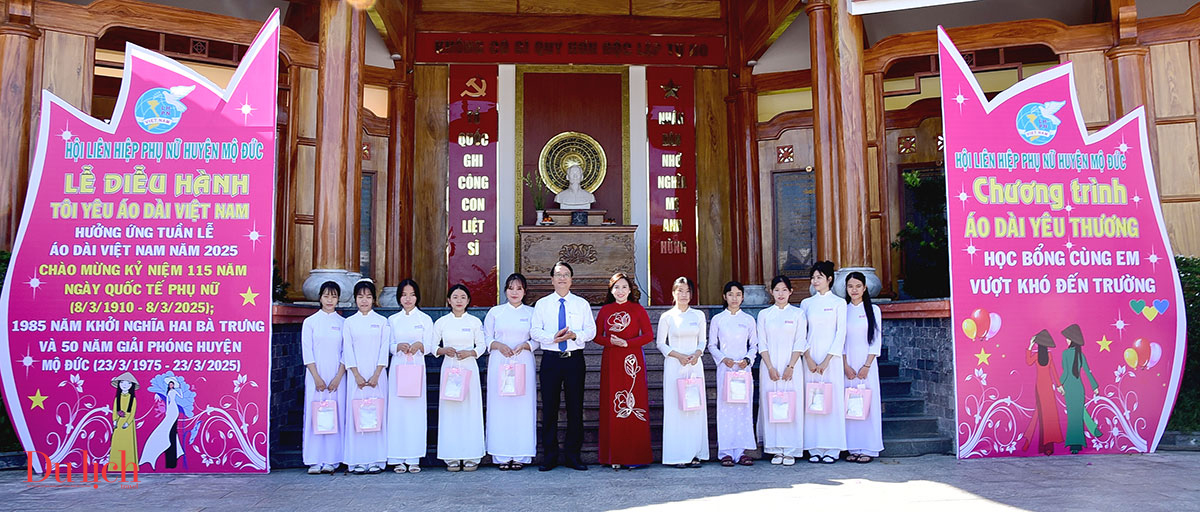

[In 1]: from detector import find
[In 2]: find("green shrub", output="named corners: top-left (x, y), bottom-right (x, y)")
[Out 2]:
top-left (1168, 255), bottom-right (1200, 431)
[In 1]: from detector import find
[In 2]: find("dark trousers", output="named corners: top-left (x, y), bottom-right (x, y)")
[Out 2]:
top-left (540, 352), bottom-right (585, 463)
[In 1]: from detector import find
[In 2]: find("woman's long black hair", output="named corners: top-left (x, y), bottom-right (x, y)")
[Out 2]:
top-left (845, 271), bottom-right (877, 345)
top-left (114, 383), bottom-right (136, 414)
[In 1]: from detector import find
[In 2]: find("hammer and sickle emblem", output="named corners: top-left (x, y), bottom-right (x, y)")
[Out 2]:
top-left (460, 77), bottom-right (487, 97)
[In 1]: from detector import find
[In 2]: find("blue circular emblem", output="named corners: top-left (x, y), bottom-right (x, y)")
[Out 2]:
top-left (1015, 101), bottom-right (1064, 146)
top-left (134, 87), bottom-right (187, 134)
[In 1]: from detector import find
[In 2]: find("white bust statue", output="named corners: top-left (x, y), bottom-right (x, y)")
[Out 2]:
top-left (554, 164), bottom-right (594, 209)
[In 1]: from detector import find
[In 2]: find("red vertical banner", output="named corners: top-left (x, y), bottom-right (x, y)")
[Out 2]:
top-left (447, 65), bottom-right (499, 306)
top-left (647, 68), bottom-right (698, 305)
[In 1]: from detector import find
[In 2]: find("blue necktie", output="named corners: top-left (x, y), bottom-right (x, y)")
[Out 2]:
top-left (558, 298), bottom-right (567, 351)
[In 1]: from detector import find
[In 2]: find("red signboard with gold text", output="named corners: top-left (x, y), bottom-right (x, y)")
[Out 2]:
top-left (447, 65), bottom-right (499, 306)
top-left (647, 67), bottom-right (698, 305)
top-left (417, 33), bottom-right (724, 67)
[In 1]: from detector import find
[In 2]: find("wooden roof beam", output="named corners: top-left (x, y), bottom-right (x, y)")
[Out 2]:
top-left (413, 11), bottom-right (726, 37)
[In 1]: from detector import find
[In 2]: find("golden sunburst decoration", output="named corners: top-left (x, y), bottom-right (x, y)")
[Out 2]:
top-left (538, 131), bottom-right (607, 193)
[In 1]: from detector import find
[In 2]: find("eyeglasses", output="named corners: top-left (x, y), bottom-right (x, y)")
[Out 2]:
top-left (553, 272), bottom-right (571, 278)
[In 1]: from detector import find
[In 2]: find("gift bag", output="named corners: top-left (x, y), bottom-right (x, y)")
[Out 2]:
top-left (312, 392), bottom-right (338, 434)
top-left (499, 360), bottom-right (526, 397)
top-left (767, 382), bottom-right (796, 423)
top-left (724, 370), bottom-right (751, 404)
top-left (676, 370), bottom-right (704, 411)
top-left (845, 383), bottom-right (872, 420)
top-left (440, 367), bottom-right (472, 402)
top-left (394, 354), bottom-right (424, 397)
top-left (352, 396), bottom-right (382, 433)
top-left (806, 380), bottom-right (833, 415)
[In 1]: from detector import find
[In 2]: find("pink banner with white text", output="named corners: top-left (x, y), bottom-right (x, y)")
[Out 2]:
top-left (939, 29), bottom-right (1186, 458)
top-left (0, 13), bottom-right (280, 474)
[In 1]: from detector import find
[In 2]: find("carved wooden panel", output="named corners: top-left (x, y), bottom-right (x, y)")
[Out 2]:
top-left (414, 65), bottom-right (450, 306)
top-left (632, 0), bottom-right (722, 18)
top-left (295, 145), bottom-right (316, 216)
top-left (520, 0), bottom-right (628, 15)
top-left (1064, 51), bottom-right (1110, 126)
top-left (295, 68), bottom-right (319, 139)
top-left (1150, 42), bottom-right (1196, 118)
top-left (1163, 202), bottom-right (1200, 257)
top-left (1157, 122), bottom-right (1200, 196)
top-left (695, 68), bottom-right (731, 305)
top-left (518, 226), bottom-right (637, 304)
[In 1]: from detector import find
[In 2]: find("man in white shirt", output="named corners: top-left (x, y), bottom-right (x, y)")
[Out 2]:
top-left (531, 261), bottom-right (596, 471)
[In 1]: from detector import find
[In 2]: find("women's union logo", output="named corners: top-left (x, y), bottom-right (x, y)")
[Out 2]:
top-left (1015, 100), bottom-right (1066, 145)
top-left (133, 85), bottom-right (194, 134)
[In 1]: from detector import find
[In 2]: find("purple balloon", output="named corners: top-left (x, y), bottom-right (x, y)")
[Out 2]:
top-left (1148, 342), bottom-right (1163, 369)
top-left (985, 312), bottom-right (1002, 340)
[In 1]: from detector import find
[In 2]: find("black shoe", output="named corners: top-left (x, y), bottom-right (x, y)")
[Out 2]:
top-left (565, 461), bottom-right (588, 471)
top-left (538, 462), bottom-right (559, 472)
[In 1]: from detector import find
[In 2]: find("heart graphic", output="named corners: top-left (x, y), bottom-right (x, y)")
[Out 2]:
top-left (1143, 307), bottom-right (1159, 322)
top-left (1130, 299), bottom-right (1147, 314)
top-left (1154, 299), bottom-right (1170, 314)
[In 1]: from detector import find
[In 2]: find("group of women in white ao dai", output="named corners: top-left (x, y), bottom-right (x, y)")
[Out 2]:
top-left (433, 312), bottom-right (488, 465)
top-left (301, 310), bottom-right (346, 468)
top-left (484, 302), bottom-right (537, 465)
top-left (342, 309), bottom-right (392, 469)
top-left (386, 307), bottom-right (433, 466)
top-left (755, 303), bottom-right (807, 459)
top-left (656, 305), bottom-right (711, 465)
top-left (708, 309), bottom-right (758, 461)
top-left (844, 301), bottom-right (884, 457)
top-left (801, 290), bottom-right (848, 459)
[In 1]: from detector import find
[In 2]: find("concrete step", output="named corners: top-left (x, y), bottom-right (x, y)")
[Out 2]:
top-left (882, 416), bottom-right (940, 437)
top-left (878, 436), bottom-right (954, 457)
top-left (880, 396), bottom-right (926, 417)
top-left (879, 378), bottom-right (912, 397)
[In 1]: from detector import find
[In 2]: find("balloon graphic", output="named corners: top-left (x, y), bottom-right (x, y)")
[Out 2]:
top-left (970, 309), bottom-right (991, 341)
top-left (1148, 342), bottom-right (1163, 369)
top-left (962, 318), bottom-right (977, 340)
top-left (1124, 348), bottom-right (1139, 369)
top-left (984, 312), bottom-right (1002, 340)
top-left (1133, 338), bottom-right (1152, 368)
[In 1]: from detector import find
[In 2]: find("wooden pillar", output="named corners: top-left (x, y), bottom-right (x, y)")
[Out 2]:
top-left (0, 0), bottom-right (38, 250)
top-left (304, 0), bottom-right (360, 299)
top-left (832, 0), bottom-right (870, 269)
top-left (1105, 2), bottom-right (1158, 171)
top-left (385, 76), bottom-right (415, 288)
top-left (724, 0), bottom-right (764, 288)
top-left (806, 0), bottom-right (840, 263)
top-left (343, 9), bottom-right (365, 276)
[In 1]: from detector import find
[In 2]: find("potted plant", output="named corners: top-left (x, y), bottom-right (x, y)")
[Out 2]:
top-left (523, 169), bottom-right (547, 223)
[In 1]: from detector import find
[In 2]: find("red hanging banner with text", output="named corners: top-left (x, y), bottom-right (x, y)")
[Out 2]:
top-left (447, 65), bottom-right (499, 306)
top-left (646, 68), bottom-right (698, 305)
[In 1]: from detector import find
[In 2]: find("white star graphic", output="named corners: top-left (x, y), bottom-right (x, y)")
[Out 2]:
top-left (1147, 249), bottom-right (1160, 271)
top-left (1064, 204), bottom-right (1073, 213)
top-left (1116, 137), bottom-right (1129, 153)
top-left (1064, 240), bottom-right (1074, 250)
top-left (15, 347), bottom-right (37, 378)
top-left (1132, 194), bottom-right (1142, 206)
top-left (1112, 311), bottom-right (1127, 339)
top-left (964, 240), bottom-right (978, 263)
top-left (245, 222), bottom-right (263, 250)
top-left (953, 86), bottom-right (969, 115)
top-left (26, 274), bottom-right (43, 298)
top-left (238, 94), bottom-right (256, 124)
top-left (957, 185), bottom-right (969, 209)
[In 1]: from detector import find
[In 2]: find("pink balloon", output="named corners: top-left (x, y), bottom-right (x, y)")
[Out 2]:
top-left (985, 312), bottom-right (1001, 340)
top-left (1148, 342), bottom-right (1163, 369)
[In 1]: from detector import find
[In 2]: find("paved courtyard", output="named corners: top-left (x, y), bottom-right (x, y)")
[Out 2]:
top-left (2, 452), bottom-right (1199, 511)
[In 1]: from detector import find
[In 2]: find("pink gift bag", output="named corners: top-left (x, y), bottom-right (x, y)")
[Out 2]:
top-left (312, 392), bottom-right (339, 435)
top-left (676, 369), bottom-right (704, 411)
top-left (724, 370), bottom-right (751, 404)
top-left (845, 383), bottom-right (872, 420)
top-left (767, 381), bottom-right (796, 423)
top-left (806, 380), bottom-right (833, 415)
top-left (440, 367), bottom-right (472, 402)
top-left (394, 354), bottom-right (424, 397)
top-left (499, 360), bottom-right (526, 397)
top-left (351, 396), bottom-right (383, 433)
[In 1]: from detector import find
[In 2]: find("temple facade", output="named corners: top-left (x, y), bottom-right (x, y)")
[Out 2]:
top-left (1, 0), bottom-right (1199, 308)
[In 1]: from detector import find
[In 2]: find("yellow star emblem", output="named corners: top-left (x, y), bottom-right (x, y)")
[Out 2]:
top-left (1097, 335), bottom-right (1113, 352)
top-left (239, 286), bottom-right (260, 306)
top-left (28, 389), bottom-right (48, 409)
top-left (975, 348), bottom-right (992, 365)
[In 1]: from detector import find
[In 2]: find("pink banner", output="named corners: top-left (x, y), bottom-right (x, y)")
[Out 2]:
top-left (940, 29), bottom-right (1185, 458)
top-left (0, 14), bottom-right (280, 474)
